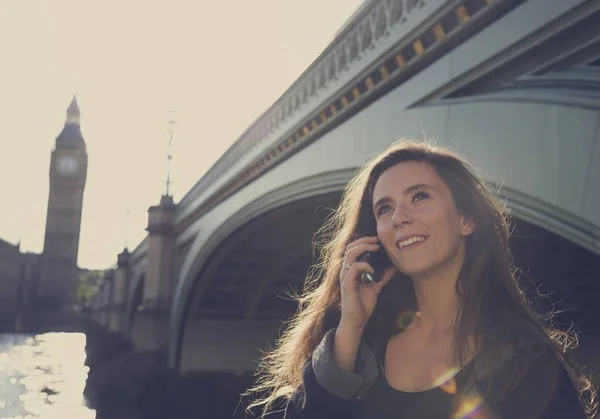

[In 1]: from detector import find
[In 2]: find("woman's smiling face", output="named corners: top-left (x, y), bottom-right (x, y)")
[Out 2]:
top-left (371, 161), bottom-right (474, 279)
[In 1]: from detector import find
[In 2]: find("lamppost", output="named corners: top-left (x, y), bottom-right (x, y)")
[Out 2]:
top-left (165, 111), bottom-right (176, 197)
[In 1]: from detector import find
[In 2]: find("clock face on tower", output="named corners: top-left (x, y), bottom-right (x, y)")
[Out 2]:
top-left (56, 156), bottom-right (79, 175)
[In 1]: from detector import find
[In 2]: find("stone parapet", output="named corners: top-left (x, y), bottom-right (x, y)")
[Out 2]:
top-left (117, 248), bottom-right (130, 268)
top-left (139, 298), bottom-right (171, 316)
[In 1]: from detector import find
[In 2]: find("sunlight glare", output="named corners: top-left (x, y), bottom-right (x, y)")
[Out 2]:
top-left (0, 333), bottom-right (95, 419)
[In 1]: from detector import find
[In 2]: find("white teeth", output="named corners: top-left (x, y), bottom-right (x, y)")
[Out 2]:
top-left (398, 236), bottom-right (426, 248)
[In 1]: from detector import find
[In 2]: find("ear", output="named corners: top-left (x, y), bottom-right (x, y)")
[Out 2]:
top-left (460, 216), bottom-right (476, 236)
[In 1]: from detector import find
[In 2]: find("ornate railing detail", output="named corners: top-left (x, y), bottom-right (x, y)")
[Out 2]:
top-left (173, 0), bottom-right (518, 235)
top-left (103, 0), bottom-right (523, 278)
top-left (177, 0), bottom-right (432, 212)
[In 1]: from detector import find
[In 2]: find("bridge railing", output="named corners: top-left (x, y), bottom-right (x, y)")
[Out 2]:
top-left (175, 0), bottom-right (445, 219)
top-left (131, 0), bottom-right (515, 261)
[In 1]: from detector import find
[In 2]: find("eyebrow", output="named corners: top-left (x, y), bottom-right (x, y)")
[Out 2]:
top-left (372, 184), bottom-right (432, 211)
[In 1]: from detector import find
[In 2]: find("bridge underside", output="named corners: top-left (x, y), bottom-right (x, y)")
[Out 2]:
top-left (193, 192), bottom-right (340, 320)
top-left (163, 0), bottom-right (600, 376)
top-left (177, 192), bottom-right (600, 374)
top-left (178, 192), bottom-right (340, 372)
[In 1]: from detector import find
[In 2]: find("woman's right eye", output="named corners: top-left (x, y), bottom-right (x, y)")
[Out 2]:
top-left (377, 205), bottom-right (391, 217)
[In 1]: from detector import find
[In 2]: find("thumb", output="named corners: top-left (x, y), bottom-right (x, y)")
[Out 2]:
top-left (374, 266), bottom-right (397, 293)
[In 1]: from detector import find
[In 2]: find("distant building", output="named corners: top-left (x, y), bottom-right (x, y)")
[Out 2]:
top-left (0, 238), bottom-right (41, 328)
top-left (0, 96), bottom-right (89, 322)
top-left (38, 96), bottom-right (88, 307)
top-left (0, 238), bottom-right (24, 321)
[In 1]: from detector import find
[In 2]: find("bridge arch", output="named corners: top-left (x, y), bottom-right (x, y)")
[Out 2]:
top-left (169, 158), bottom-right (599, 372)
top-left (147, 0), bottom-right (600, 379)
top-left (169, 169), bottom-right (354, 371)
top-left (125, 262), bottom-right (146, 340)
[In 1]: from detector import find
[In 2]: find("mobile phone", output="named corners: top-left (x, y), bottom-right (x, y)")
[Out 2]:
top-left (357, 248), bottom-right (393, 284)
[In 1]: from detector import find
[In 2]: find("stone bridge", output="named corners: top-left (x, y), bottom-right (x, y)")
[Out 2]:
top-left (90, 0), bottom-right (600, 380)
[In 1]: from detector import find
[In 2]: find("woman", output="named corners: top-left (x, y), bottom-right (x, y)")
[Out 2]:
top-left (244, 140), bottom-right (597, 418)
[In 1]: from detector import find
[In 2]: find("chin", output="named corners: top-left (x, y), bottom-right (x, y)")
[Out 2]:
top-left (396, 262), bottom-right (435, 279)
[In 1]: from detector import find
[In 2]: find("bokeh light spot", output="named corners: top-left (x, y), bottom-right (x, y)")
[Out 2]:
top-left (396, 310), bottom-right (420, 330)
top-left (0, 333), bottom-right (96, 418)
top-left (433, 366), bottom-right (460, 394)
top-left (452, 394), bottom-right (485, 419)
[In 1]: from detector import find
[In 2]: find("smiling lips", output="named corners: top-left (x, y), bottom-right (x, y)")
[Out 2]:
top-left (396, 235), bottom-right (427, 249)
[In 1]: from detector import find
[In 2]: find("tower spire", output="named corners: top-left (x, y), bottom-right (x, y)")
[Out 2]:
top-left (66, 95), bottom-right (80, 125)
top-left (56, 95), bottom-right (85, 148)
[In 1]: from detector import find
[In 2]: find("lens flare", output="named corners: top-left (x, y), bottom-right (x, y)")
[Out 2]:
top-left (396, 310), bottom-right (420, 330)
top-left (0, 333), bottom-right (95, 418)
top-left (452, 394), bottom-right (486, 419)
top-left (432, 366), bottom-right (460, 394)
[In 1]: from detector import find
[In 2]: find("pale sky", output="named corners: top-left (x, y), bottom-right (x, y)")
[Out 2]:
top-left (0, 0), bottom-right (364, 269)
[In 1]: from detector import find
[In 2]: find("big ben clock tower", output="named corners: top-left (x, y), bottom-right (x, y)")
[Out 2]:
top-left (39, 96), bottom-right (88, 307)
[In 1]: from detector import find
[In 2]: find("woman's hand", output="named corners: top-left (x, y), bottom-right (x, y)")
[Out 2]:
top-left (338, 236), bottom-right (396, 332)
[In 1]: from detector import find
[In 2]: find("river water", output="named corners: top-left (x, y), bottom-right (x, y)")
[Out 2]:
top-left (0, 333), bottom-right (96, 419)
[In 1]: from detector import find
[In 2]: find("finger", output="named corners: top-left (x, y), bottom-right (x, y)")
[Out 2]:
top-left (373, 266), bottom-right (397, 293)
top-left (344, 242), bottom-right (380, 265)
top-left (344, 236), bottom-right (379, 258)
top-left (339, 256), bottom-right (359, 281)
top-left (341, 262), bottom-right (374, 289)
top-left (340, 260), bottom-right (353, 271)
top-left (339, 261), bottom-right (353, 283)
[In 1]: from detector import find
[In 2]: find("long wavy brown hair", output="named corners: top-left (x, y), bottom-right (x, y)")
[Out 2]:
top-left (244, 139), bottom-right (597, 418)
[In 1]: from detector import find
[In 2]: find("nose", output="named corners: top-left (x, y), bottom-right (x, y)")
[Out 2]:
top-left (392, 207), bottom-right (412, 227)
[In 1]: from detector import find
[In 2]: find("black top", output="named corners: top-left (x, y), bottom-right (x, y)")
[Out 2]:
top-left (283, 345), bottom-right (587, 419)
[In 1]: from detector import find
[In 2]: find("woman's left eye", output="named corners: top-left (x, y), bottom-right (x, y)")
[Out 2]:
top-left (412, 191), bottom-right (429, 203)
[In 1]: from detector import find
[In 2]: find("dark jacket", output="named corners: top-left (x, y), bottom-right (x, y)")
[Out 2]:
top-left (282, 329), bottom-right (587, 419)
